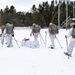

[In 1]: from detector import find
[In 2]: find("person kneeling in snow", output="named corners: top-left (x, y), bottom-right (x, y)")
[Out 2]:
top-left (21, 38), bottom-right (39, 48)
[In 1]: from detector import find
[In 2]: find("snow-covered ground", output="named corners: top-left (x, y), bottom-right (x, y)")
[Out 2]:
top-left (0, 28), bottom-right (75, 75)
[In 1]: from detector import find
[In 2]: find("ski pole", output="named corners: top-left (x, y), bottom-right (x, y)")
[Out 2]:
top-left (39, 34), bottom-right (42, 45)
top-left (39, 33), bottom-right (45, 44)
top-left (65, 36), bottom-right (70, 59)
top-left (55, 36), bottom-right (63, 48)
top-left (13, 37), bottom-right (20, 48)
top-left (45, 31), bottom-right (47, 47)
top-left (65, 37), bottom-right (68, 51)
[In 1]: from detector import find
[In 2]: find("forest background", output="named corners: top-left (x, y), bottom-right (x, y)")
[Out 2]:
top-left (0, 0), bottom-right (74, 28)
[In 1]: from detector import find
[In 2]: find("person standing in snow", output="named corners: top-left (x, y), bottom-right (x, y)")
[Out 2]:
top-left (64, 22), bottom-right (75, 57)
top-left (1, 25), bottom-right (6, 46)
top-left (48, 22), bottom-right (59, 49)
top-left (30, 23), bottom-right (41, 48)
top-left (5, 23), bottom-right (14, 47)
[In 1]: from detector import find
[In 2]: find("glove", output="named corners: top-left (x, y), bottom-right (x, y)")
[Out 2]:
top-left (12, 34), bottom-right (14, 37)
top-left (65, 35), bottom-right (67, 38)
top-left (0, 34), bottom-right (2, 37)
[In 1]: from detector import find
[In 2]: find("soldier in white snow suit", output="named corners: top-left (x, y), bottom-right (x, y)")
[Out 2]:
top-left (5, 23), bottom-right (14, 47)
top-left (1, 25), bottom-right (6, 46)
top-left (48, 22), bottom-right (59, 49)
top-left (30, 23), bottom-right (41, 48)
top-left (65, 23), bottom-right (75, 57)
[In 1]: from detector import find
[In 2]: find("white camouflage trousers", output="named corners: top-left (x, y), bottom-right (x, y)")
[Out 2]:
top-left (6, 34), bottom-right (13, 47)
top-left (50, 35), bottom-right (56, 48)
top-left (67, 38), bottom-right (75, 55)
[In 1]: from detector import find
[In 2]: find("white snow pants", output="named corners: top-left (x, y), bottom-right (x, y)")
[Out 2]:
top-left (50, 35), bottom-right (56, 48)
top-left (67, 38), bottom-right (75, 55)
top-left (6, 34), bottom-right (13, 47)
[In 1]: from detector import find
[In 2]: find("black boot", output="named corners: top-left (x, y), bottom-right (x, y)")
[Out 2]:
top-left (64, 52), bottom-right (71, 57)
top-left (51, 47), bottom-right (54, 49)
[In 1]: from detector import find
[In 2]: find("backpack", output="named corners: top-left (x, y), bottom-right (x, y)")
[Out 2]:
top-left (6, 24), bottom-right (14, 34)
top-left (49, 24), bottom-right (59, 34)
top-left (72, 28), bottom-right (75, 38)
top-left (32, 25), bottom-right (41, 33)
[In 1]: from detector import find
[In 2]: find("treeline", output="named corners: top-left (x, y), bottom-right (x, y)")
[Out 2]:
top-left (0, 0), bottom-right (74, 27)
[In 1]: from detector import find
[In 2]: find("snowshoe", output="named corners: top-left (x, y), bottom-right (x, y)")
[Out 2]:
top-left (48, 46), bottom-right (54, 49)
top-left (64, 52), bottom-right (71, 57)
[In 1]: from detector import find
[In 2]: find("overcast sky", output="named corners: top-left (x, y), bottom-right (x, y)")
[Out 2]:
top-left (0, 0), bottom-right (51, 12)
top-left (0, 0), bottom-right (74, 12)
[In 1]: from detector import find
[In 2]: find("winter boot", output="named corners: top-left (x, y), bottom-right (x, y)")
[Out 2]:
top-left (64, 52), bottom-right (71, 57)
